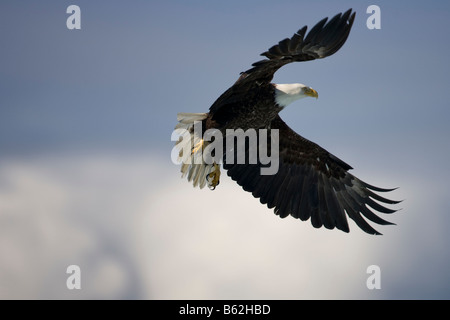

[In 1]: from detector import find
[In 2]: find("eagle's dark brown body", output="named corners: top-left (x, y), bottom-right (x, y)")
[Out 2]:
top-left (206, 83), bottom-right (281, 131)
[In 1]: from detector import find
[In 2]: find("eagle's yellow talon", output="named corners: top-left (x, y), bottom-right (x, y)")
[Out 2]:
top-left (207, 163), bottom-right (221, 190)
top-left (191, 139), bottom-right (204, 155)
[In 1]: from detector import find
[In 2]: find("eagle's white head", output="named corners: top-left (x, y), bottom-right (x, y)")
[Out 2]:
top-left (274, 83), bottom-right (318, 108)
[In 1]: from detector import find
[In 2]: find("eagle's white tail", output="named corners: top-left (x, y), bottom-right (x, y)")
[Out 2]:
top-left (176, 113), bottom-right (208, 125)
top-left (174, 113), bottom-right (219, 189)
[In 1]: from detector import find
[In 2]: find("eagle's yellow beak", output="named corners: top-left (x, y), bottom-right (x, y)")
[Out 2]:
top-left (304, 87), bottom-right (319, 99)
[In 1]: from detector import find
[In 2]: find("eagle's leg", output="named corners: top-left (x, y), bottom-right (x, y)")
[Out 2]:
top-left (207, 162), bottom-right (221, 190)
top-left (191, 139), bottom-right (204, 155)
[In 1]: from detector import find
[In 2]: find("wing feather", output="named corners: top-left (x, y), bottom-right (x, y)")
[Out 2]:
top-left (209, 10), bottom-right (355, 115)
top-left (223, 116), bottom-right (399, 234)
top-left (236, 9), bottom-right (355, 86)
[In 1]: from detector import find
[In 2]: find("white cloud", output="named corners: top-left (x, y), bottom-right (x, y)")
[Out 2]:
top-left (0, 152), bottom-right (448, 299)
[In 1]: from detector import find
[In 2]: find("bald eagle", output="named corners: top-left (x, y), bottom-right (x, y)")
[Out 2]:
top-left (174, 9), bottom-right (400, 235)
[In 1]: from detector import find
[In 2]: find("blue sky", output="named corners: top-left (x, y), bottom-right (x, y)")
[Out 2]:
top-left (1, 0), bottom-right (450, 299)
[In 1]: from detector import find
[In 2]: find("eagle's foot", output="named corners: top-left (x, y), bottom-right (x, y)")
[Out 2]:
top-left (191, 139), bottom-right (204, 155)
top-left (207, 163), bottom-right (221, 190)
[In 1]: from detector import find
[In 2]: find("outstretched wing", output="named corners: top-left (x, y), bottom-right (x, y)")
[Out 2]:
top-left (236, 9), bottom-right (355, 85)
top-left (223, 116), bottom-right (400, 235)
top-left (208, 9), bottom-right (355, 115)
